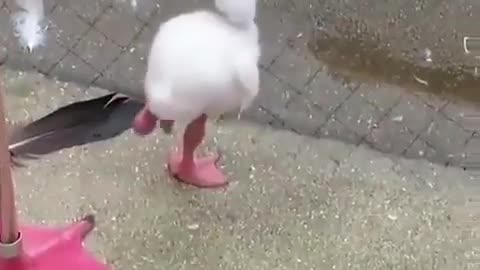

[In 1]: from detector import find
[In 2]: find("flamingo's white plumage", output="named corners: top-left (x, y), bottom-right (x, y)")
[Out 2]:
top-left (133, 0), bottom-right (260, 188)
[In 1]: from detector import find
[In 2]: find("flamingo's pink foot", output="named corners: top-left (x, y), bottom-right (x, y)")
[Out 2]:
top-left (133, 108), bottom-right (157, 135)
top-left (167, 152), bottom-right (227, 188)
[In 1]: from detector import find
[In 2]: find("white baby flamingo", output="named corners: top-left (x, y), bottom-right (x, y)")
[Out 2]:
top-left (132, 0), bottom-right (261, 188)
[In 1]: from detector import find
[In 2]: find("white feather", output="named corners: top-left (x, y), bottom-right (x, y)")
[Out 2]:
top-left (114, 0), bottom-right (138, 11)
top-left (11, 0), bottom-right (46, 52)
top-left (144, 0), bottom-right (260, 124)
top-left (131, 0), bottom-right (137, 9)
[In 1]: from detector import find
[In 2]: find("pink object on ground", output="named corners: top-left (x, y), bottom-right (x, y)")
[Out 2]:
top-left (0, 216), bottom-right (109, 270)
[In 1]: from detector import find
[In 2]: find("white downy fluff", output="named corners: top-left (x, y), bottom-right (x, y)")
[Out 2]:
top-left (144, 0), bottom-right (260, 124)
top-left (115, 0), bottom-right (138, 11)
top-left (11, 0), bottom-right (46, 51)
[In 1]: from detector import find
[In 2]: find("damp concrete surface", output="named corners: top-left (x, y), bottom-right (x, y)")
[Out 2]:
top-left (265, 0), bottom-right (480, 104)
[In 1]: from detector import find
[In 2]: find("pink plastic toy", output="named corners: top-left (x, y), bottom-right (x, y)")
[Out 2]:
top-left (0, 82), bottom-right (109, 270)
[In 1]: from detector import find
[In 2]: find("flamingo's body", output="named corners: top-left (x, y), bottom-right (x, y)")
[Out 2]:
top-left (133, 0), bottom-right (260, 188)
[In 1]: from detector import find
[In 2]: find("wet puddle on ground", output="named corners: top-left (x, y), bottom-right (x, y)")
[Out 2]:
top-left (308, 31), bottom-right (480, 109)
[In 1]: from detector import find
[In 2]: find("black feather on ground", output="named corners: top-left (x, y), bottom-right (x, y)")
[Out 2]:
top-left (8, 93), bottom-right (143, 167)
